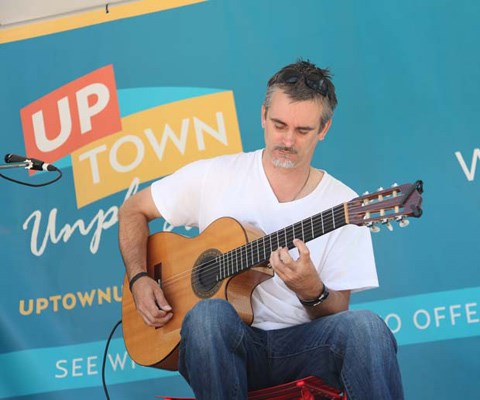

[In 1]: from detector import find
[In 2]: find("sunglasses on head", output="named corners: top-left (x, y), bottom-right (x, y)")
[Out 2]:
top-left (274, 68), bottom-right (328, 97)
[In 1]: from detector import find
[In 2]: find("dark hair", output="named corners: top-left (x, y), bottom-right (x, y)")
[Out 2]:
top-left (263, 59), bottom-right (338, 130)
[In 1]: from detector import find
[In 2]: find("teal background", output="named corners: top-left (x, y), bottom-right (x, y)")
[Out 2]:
top-left (1, 0), bottom-right (479, 398)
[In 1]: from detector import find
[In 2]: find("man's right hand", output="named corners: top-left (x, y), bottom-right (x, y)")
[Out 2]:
top-left (131, 276), bottom-right (173, 328)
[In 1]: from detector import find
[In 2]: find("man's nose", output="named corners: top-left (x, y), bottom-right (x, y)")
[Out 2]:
top-left (282, 129), bottom-right (295, 147)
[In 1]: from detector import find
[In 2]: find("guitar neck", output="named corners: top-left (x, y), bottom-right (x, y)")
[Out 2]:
top-left (217, 204), bottom-right (347, 281)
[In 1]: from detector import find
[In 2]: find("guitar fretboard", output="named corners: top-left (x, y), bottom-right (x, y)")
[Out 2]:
top-left (216, 204), bottom-right (347, 281)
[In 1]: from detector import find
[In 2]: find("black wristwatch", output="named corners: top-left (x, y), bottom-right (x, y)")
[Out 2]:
top-left (298, 283), bottom-right (330, 307)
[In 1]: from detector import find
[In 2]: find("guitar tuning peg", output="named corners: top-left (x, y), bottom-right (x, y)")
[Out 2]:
top-left (395, 215), bottom-right (410, 228)
top-left (381, 218), bottom-right (394, 231)
top-left (399, 218), bottom-right (410, 228)
top-left (377, 187), bottom-right (384, 191)
top-left (391, 183), bottom-right (398, 187)
top-left (369, 224), bottom-right (381, 233)
top-left (362, 191), bottom-right (369, 195)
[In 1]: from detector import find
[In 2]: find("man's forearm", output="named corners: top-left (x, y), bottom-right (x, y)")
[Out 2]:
top-left (118, 206), bottom-right (151, 281)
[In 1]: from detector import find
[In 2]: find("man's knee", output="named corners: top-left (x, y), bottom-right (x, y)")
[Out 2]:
top-left (342, 310), bottom-right (397, 351)
top-left (181, 299), bottom-right (241, 342)
top-left (180, 299), bottom-right (243, 349)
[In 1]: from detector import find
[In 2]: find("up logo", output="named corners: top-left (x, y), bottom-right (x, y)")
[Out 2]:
top-left (20, 65), bottom-right (121, 166)
top-left (19, 65), bottom-right (243, 208)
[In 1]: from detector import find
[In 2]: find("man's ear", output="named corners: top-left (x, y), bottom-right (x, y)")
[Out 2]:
top-left (261, 105), bottom-right (266, 128)
top-left (318, 119), bottom-right (332, 141)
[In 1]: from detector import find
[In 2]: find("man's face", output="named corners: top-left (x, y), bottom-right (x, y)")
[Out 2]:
top-left (262, 90), bottom-right (331, 169)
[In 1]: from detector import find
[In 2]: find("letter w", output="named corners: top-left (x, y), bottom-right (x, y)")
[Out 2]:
top-left (455, 148), bottom-right (480, 181)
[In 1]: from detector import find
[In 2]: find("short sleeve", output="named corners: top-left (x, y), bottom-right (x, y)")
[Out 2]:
top-left (150, 158), bottom-right (211, 228)
top-left (317, 224), bottom-right (378, 292)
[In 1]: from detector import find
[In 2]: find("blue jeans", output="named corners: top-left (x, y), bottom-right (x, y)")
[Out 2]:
top-left (178, 299), bottom-right (404, 400)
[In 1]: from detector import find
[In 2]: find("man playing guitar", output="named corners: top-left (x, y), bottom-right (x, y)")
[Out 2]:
top-left (118, 59), bottom-right (404, 399)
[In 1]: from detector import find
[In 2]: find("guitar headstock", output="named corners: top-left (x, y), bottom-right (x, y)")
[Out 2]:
top-left (347, 180), bottom-right (423, 232)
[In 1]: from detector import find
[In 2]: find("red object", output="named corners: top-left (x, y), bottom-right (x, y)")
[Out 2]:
top-left (156, 376), bottom-right (346, 400)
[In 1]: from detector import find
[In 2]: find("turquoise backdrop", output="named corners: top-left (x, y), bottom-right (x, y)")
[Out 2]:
top-left (0, 1), bottom-right (479, 399)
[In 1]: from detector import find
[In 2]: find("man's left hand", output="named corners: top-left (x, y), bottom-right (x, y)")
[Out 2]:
top-left (270, 238), bottom-right (323, 300)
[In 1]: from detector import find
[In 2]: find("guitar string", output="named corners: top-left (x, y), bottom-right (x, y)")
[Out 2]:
top-left (185, 211), bottom-right (344, 290)
top-left (165, 213), bottom-right (391, 291)
top-left (191, 206), bottom-right (346, 287)
top-left (156, 205), bottom-right (346, 290)
top-left (159, 204), bottom-right (386, 291)
top-left (160, 206), bottom-right (344, 289)
top-left (161, 220), bottom-right (339, 292)
top-left (160, 189), bottom-right (409, 290)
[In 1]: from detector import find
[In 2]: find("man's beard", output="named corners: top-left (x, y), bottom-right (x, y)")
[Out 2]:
top-left (272, 146), bottom-right (297, 169)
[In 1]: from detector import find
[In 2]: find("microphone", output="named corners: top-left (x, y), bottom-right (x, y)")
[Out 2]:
top-left (4, 153), bottom-right (58, 171)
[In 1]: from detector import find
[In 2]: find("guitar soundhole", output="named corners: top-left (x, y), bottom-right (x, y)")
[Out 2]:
top-left (192, 248), bottom-right (222, 298)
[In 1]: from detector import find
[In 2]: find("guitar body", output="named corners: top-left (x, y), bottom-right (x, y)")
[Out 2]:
top-left (121, 181), bottom-right (424, 370)
top-left (121, 217), bottom-right (274, 370)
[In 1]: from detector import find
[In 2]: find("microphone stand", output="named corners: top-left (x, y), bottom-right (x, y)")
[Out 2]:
top-left (0, 162), bottom-right (31, 170)
top-left (0, 162), bottom-right (62, 187)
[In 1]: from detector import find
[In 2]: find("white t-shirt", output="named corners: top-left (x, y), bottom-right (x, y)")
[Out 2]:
top-left (151, 150), bottom-right (378, 330)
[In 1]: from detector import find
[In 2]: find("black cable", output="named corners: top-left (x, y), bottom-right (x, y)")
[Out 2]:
top-left (102, 319), bottom-right (123, 400)
top-left (0, 168), bottom-right (62, 187)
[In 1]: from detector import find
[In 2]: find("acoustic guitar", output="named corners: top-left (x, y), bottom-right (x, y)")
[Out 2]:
top-left (121, 181), bottom-right (423, 370)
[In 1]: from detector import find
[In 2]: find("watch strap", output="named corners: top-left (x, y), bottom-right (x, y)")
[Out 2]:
top-left (298, 283), bottom-right (330, 307)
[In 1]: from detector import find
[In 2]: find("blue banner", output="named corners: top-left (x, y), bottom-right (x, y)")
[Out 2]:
top-left (1, 1), bottom-right (479, 399)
